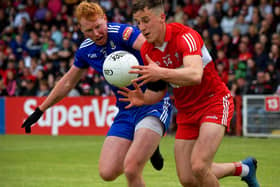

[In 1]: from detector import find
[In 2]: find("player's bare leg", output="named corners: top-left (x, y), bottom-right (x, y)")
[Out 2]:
top-left (99, 136), bottom-right (131, 181)
top-left (212, 162), bottom-right (235, 178)
top-left (175, 122), bottom-right (225, 187)
top-left (175, 139), bottom-right (198, 187)
top-left (212, 159), bottom-right (260, 187)
top-left (124, 127), bottom-right (161, 187)
top-left (191, 122), bottom-right (225, 187)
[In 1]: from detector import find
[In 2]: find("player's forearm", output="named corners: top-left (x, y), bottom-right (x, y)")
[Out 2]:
top-left (39, 79), bottom-right (75, 111)
top-left (159, 66), bottom-right (202, 87)
top-left (39, 69), bottom-right (82, 111)
top-left (143, 89), bottom-right (166, 105)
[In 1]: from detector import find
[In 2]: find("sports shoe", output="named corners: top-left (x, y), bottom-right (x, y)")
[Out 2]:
top-left (150, 146), bottom-right (164, 170)
top-left (241, 157), bottom-right (260, 187)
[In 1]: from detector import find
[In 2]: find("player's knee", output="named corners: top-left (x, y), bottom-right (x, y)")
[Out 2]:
top-left (178, 176), bottom-right (198, 187)
top-left (191, 160), bottom-right (208, 179)
top-left (124, 161), bottom-right (141, 180)
top-left (99, 167), bottom-right (119, 181)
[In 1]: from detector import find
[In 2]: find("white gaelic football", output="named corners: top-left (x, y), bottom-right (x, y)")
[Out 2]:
top-left (103, 50), bottom-right (139, 88)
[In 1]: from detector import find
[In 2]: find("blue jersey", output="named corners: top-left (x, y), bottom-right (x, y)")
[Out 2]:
top-left (74, 23), bottom-right (172, 140)
top-left (74, 23), bottom-right (145, 109)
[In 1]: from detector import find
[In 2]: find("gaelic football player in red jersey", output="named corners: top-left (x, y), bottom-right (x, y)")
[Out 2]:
top-left (118, 0), bottom-right (260, 187)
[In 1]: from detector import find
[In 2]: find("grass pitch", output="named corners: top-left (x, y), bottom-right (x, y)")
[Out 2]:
top-left (0, 135), bottom-right (279, 187)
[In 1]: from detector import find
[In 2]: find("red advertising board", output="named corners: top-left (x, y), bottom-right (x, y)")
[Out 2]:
top-left (6, 96), bottom-right (118, 135)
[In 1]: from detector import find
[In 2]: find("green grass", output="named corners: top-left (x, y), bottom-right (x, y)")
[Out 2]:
top-left (0, 135), bottom-right (279, 187)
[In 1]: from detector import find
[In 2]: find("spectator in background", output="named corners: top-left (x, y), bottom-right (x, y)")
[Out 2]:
top-left (266, 62), bottom-right (280, 93)
top-left (216, 49), bottom-right (230, 72)
top-left (271, 33), bottom-right (280, 46)
top-left (208, 15), bottom-right (223, 38)
top-left (253, 42), bottom-right (269, 70)
top-left (13, 4), bottom-right (31, 28)
top-left (30, 57), bottom-right (43, 76)
top-left (198, 0), bottom-right (214, 16)
top-left (0, 8), bottom-right (9, 33)
top-left (50, 25), bottom-right (63, 47)
top-left (258, 33), bottom-right (270, 53)
top-left (248, 25), bottom-right (259, 46)
top-left (174, 5), bottom-right (184, 24)
top-left (47, 0), bottom-right (62, 19)
top-left (92, 74), bottom-right (105, 96)
top-left (250, 8), bottom-right (262, 29)
top-left (220, 7), bottom-right (237, 36)
top-left (20, 76), bottom-right (37, 96)
top-left (0, 76), bottom-right (8, 96)
top-left (231, 77), bottom-right (249, 96)
top-left (37, 79), bottom-right (50, 97)
top-left (259, 0), bottom-right (272, 18)
top-left (216, 62), bottom-right (228, 84)
top-left (25, 0), bottom-right (38, 20)
top-left (9, 34), bottom-right (26, 61)
top-left (246, 58), bottom-right (258, 83)
top-left (212, 1), bottom-right (224, 22)
top-left (244, 0), bottom-right (254, 23)
top-left (5, 70), bottom-right (17, 96)
top-left (25, 31), bottom-right (42, 58)
top-left (269, 44), bottom-right (280, 71)
top-left (58, 38), bottom-right (74, 62)
top-left (234, 14), bottom-right (249, 35)
top-left (248, 70), bottom-right (273, 94)
top-left (45, 38), bottom-right (59, 62)
top-left (238, 42), bottom-right (252, 62)
top-left (34, 1), bottom-right (48, 21)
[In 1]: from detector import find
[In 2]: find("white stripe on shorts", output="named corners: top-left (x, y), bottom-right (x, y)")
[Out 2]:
top-left (222, 94), bottom-right (230, 126)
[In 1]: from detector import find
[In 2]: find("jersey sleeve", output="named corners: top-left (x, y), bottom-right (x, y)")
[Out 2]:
top-left (118, 24), bottom-right (141, 48)
top-left (73, 49), bottom-right (89, 69)
top-left (177, 30), bottom-right (203, 57)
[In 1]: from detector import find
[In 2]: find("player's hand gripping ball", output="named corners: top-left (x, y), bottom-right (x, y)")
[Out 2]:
top-left (103, 50), bottom-right (139, 88)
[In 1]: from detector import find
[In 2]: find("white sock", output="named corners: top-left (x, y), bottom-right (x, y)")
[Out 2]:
top-left (240, 163), bottom-right (250, 177)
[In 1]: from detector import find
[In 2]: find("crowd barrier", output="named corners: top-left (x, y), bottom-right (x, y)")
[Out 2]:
top-left (2, 95), bottom-right (276, 137)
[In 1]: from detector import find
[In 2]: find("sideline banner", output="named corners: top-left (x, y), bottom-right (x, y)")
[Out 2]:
top-left (6, 96), bottom-right (118, 135)
top-left (0, 98), bottom-right (4, 134)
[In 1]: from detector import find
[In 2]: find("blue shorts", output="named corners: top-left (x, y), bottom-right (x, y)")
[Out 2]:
top-left (107, 96), bottom-right (173, 140)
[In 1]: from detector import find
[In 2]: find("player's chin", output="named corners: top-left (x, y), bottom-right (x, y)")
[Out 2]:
top-left (146, 37), bottom-right (154, 43)
top-left (95, 37), bottom-right (107, 45)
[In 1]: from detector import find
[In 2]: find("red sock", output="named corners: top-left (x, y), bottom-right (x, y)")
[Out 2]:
top-left (234, 162), bottom-right (242, 176)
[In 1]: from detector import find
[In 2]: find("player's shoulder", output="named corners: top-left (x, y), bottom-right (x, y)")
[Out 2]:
top-left (108, 22), bottom-right (138, 41)
top-left (107, 22), bottom-right (134, 34)
top-left (76, 38), bottom-right (99, 60)
top-left (78, 38), bottom-right (95, 50)
top-left (169, 23), bottom-right (201, 41)
top-left (107, 22), bottom-right (122, 34)
top-left (169, 22), bottom-right (198, 34)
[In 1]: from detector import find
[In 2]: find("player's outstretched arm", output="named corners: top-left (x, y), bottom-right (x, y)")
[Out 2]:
top-left (21, 66), bottom-right (85, 133)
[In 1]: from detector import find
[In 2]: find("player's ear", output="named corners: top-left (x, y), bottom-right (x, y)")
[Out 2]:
top-left (160, 13), bottom-right (166, 23)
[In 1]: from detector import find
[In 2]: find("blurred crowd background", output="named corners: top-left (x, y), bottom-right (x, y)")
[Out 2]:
top-left (0, 0), bottom-right (280, 98)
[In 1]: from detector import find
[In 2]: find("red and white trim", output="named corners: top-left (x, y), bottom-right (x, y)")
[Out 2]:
top-left (182, 33), bottom-right (197, 53)
top-left (222, 94), bottom-right (230, 126)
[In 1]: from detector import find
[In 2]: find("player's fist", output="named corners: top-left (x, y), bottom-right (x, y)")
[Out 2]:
top-left (21, 107), bottom-right (43, 133)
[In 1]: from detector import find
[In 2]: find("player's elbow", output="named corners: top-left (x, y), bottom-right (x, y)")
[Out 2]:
top-left (189, 71), bottom-right (202, 85)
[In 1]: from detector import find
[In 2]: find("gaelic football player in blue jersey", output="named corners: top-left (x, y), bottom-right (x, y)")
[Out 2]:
top-left (21, 2), bottom-right (172, 187)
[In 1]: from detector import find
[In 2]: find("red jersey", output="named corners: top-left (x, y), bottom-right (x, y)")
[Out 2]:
top-left (140, 23), bottom-right (231, 114)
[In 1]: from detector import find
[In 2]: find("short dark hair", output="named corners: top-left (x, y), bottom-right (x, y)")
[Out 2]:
top-left (132, 0), bottom-right (163, 14)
